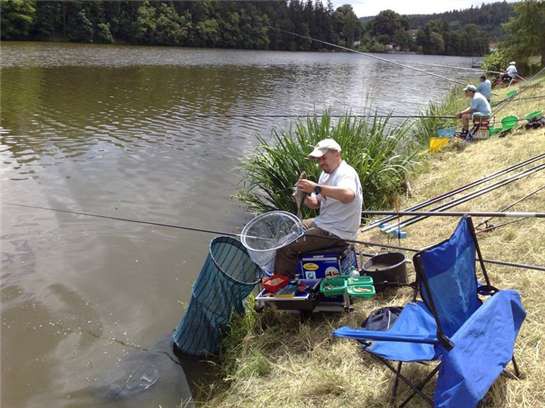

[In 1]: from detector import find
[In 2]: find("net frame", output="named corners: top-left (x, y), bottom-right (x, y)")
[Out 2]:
top-left (240, 210), bottom-right (305, 253)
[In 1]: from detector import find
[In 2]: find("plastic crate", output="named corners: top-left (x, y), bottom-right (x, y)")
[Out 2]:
top-left (320, 277), bottom-right (347, 297)
top-left (346, 284), bottom-right (376, 299)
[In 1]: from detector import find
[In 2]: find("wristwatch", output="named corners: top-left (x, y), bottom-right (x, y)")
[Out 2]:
top-left (314, 185), bottom-right (321, 195)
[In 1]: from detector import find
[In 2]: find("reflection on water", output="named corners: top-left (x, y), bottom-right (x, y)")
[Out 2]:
top-left (1, 42), bottom-right (473, 408)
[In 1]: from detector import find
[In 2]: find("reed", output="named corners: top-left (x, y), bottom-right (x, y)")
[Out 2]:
top-left (236, 113), bottom-right (420, 216)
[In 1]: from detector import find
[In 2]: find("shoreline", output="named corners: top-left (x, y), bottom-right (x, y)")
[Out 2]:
top-left (0, 39), bottom-right (486, 58)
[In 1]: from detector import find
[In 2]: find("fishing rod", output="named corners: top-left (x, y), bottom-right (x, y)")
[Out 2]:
top-left (363, 210), bottom-right (545, 218)
top-left (6, 202), bottom-right (545, 274)
top-left (476, 218), bottom-right (526, 234)
top-left (494, 66), bottom-right (545, 114)
top-left (270, 26), bottom-right (466, 86)
top-left (189, 113), bottom-right (457, 119)
top-left (354, 239), bottom-right (545, 273)
top-left (362, 153), bottom-right (545, 231)
top-left (475, 184), bottom-right (545, 229)
top-left (380, 162), bottom-right (545, 232)
top-left (413, 62), bottom-right (502, 75)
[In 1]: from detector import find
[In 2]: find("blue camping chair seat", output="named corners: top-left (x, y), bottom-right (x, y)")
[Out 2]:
top-left (334, 216), bottom-right (526, 407)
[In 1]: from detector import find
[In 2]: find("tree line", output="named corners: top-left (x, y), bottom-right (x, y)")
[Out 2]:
top-left (2, 0), bottom-right (541, 62)
top-left (359, 2), bottom-right (515, 56)
top-left (0, 0), bottom-right (361, 51)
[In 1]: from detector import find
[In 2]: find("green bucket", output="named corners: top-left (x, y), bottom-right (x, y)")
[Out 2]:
top-left (501, 115), bottom-right (519, 131)
top-left (525, 111), bottom-right (543, 121)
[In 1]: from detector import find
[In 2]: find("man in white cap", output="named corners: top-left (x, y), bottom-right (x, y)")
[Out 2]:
top-left (502, 61), bottom-right (518, 83)
top-left (274, 138), bottom-right (363, 277)
top-left (456, 84), bottom-right (492, 139)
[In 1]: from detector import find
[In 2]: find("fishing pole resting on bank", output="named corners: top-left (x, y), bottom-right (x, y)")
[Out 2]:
top-left (6, 202), bottom-right (545, 274)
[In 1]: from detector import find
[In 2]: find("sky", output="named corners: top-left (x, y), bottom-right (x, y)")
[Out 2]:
top-left (331, 0), bottom-right (519, 17)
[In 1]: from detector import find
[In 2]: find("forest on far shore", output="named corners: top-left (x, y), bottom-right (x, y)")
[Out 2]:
top-left (1, 0), bottom-right (540, 59)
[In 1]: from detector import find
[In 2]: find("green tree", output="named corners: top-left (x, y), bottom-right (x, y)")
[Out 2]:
top-left (0, 0), bottom-right (36, 39)
top-left (67, 9), bottom-right (94, 42)
top-left (155, 3), bottom-right (190, 45)
top-left (95, 22), bottom-right (113, 44)
top-left (333, 4), bottom-right (361, 47)
top-left (135, 0), bottom-right (156, 44)
top-left (33, 1), bottom-right (62, 39)
top-left (502, 0), bottom-right (545, 66)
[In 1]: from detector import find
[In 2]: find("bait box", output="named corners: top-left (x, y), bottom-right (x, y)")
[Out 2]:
top-left (320, 277), bottom-right (347, 297)
top-left (347, 284), bottom-right (376, 299)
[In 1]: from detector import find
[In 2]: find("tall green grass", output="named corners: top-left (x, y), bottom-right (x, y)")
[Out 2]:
top-left (236, 113), bottom-right (421, 215)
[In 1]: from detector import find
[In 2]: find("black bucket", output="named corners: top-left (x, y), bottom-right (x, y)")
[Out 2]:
top-left (362, 252), bottom-right (407, 290)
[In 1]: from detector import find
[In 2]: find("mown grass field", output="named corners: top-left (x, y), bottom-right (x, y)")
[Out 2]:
top-left (197, 76), bottom-right (545, 408)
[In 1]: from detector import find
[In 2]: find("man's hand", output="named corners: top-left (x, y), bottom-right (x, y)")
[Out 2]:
top-left (297, 179), bottom-right (317, 194)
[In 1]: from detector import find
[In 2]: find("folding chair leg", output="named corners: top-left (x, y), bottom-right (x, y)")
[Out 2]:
top-left (371, 355), bottom-right (434, 407)
top-left (399, 364), bottom-right (441, 408)
top-left (391, 362), bottom-right (402, 403)
top-left (512, 354), bottom-right (521, 378)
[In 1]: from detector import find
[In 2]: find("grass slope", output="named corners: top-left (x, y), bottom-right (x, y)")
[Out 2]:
top-left (198, 77), bottom-right (545, 408)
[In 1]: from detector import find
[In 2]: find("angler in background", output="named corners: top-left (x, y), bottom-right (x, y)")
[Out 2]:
top-left (501, 61), bottom-right (518, 84)
top-left (456, 84), bottom-right (492, 139)
top-left (477, 74), bottom-right (492, 102)
top-left (274, 139), bottom-right (363, 277)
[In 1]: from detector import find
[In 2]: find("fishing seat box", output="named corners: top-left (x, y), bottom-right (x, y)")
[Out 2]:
top-left (254, 247), bottom-right (358, 313)
top-left (472, 117), bottom-right (491, 140)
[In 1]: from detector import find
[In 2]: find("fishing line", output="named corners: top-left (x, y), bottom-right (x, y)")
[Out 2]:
top-left (269, 26), bottom-right (466, 86)
top-left (6, 202), bottom-right (545, 273)
top-left (413, 62), bottom-right (502, 75)
top-left (188, 113), bottom-right (456, 119)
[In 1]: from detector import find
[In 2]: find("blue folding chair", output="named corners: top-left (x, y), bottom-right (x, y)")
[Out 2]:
top-left (334, 216), bottom-right (526, 407)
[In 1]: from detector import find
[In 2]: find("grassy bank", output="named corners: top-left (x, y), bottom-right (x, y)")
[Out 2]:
top-left (197, 76), bottom-right (545, 407)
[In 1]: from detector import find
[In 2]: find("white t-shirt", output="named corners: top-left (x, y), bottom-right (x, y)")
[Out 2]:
top-left (314, 160), bottom-right (363, 240)
top-left (506, 64), bottom-right (518, 77)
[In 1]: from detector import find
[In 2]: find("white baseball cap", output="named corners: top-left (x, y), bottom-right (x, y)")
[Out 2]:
top-left (463, 84), bottom-right (477, 92)
top-left (509, 61), bottom-right (516, 65)
top-left (308, 138), bottom-right (342, 158)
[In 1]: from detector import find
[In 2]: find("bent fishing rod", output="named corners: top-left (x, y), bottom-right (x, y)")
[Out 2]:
top-left (6, 202), bottom-right (545, 273)
top-left (362, 210), bottom-right (545, 218)
top-left (269, 26), bottom-right (466, 86)
top-left (189, 113), bottom-right (457, 119)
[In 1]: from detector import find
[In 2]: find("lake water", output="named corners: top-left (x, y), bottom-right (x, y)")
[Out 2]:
top-left (1, 42), bottom-right (473, 407)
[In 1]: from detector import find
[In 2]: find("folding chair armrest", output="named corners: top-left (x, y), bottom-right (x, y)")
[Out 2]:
top-left (334, 326), bottom-right (439, 345)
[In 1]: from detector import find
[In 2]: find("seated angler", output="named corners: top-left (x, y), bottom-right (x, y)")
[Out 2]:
top-left (501, 61), bottom-right (518, 83)
top-left (274, 138), bottom-right (363, 278)
top-left (456, 84), bottom-right (492, 139)
top-left (477, 74), bottom-right (492, 102)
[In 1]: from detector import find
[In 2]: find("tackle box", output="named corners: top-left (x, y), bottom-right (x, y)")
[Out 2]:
top-left (296, 247), bottom-right (358, 280)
